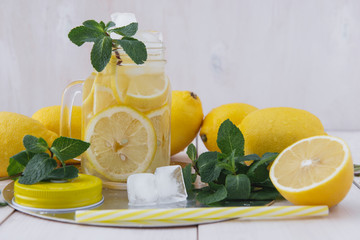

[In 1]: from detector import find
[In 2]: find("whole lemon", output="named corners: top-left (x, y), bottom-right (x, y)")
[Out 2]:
top-left (239, 107), bottom-right (326, 156)
top-left (0, 112), bottom-right (58, 177)
top-left (200, 103), bottom-right (258, 152)
top-left (32, 106), bottom-right (82, 140)
top-left (171, 91), bottom-right (203, 155)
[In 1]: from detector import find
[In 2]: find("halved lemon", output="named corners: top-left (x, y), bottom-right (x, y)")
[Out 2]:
top-left (146, 104), bottom-right (171, 171)
top-left (270, 135), bottom-right (354, 207)
top-left (84, 106), bottom-right (157, 181)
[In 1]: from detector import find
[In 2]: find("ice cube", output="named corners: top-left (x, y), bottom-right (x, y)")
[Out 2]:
top-left (135, 31), bottom-right (163, 43)
top-left (155, 165), bottom-right (188, 204)
top-left (134, 31), bottom-right (163, 49)
top-left (110, 13), bottom-right (137, 40)
top-left (127, 173), bottom-right (158, 206)
top-left (111, 12), bottom-right (137, 27)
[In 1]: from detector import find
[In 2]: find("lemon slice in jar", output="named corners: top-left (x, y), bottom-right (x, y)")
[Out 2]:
top-left (83, 72), bottom-right (97, 102)
top-left (113, 64), bottom-right (169, 112)
top-left (84, 106), bottom-right (157, 181)
top-left (82, 70), bottom-right (119, 125)
top-left (93, 72), bottom-right (118, 114)
top-left (146, 104), bottom-right (171, 170)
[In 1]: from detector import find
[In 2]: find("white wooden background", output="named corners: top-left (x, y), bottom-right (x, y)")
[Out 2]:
top-left (1, 0), bottom-right (360, 130)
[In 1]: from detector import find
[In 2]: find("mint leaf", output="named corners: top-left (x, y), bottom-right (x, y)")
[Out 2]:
top-left (197, 152), bottom-right (222, 183)
top-left (46, 165), bottom-right (79, 180)
top-left (217, 162), bottom-right (235, 173)
top-left (100, 21), bottom-right (106, 30)
top-left (236, 154), bottom-right (261, 162)
top-left (7, 158), bottom-right (25, 177)
top-left (182, 164), bottom-right (195, 198)
top-left (234, 154), bottom-right (259, 174)
top-left (23, 135), bottom-right (48, 153)
top-left (83, 20), bottom-right (104, 32)
top-left (234, 161), bottom-right (249, 174)
top-left (186, 143), bottom-right (197, 162)
top-left (261, 152), bottom-right (279, 161)
top-left (249, 188), bottom-right (282, 200)
top-left (8, 150), bottom-right (35, 177)
top-left (196, 184), bottom-right (227, 205)
top-left (50, 137), bottom-right (90, 164)
top-left (111, 22), bottom-right (138, 37)
top-left (105, 21), bottom-right (115, 30)
top-left (90, 36), bottom-right (113, 72)
top-left (217, 119), bottom-right (244, 156)
top-left (225, 174), bottom-right (251, 200)
top-left (18, 153), bottom-right (57, 185)
top-left (116, 37), bottom-right (147, 64)
top-left (68, 26), bottom-right (105, 46)
top-left (253, 178), bottom-right (276, 188)
top-left (9, 150), bottom-right (34, 167)
top-left (247, 152), bottom-right (278, 183)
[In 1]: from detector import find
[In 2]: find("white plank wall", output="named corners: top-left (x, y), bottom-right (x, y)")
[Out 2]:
top-left (1, 0), bottom-right (360, 130)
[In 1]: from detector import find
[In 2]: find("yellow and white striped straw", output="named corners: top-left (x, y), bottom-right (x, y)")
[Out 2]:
top-left (75, 206), bottom-right (328, 223)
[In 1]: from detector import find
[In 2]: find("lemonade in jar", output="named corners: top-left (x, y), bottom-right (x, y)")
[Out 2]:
top-left (63, 14), bottom-right (170, 188)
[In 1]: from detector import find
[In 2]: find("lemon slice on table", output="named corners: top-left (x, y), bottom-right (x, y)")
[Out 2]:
top-left (146, 104), bottom-right (171, 170)
top-left (84, 106), bottom-right (157, 181)
top-left (270, 135), bottom-right (354, 207)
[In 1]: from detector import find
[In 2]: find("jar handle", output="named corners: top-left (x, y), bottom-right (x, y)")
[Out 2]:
top-left (60, 81), bottom-right (84, 139)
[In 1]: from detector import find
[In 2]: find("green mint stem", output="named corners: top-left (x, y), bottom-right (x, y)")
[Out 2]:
top-left (192, 163), bottom-right (201, 176)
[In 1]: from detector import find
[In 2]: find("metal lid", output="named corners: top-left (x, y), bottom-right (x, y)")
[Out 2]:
top-left (14, 174), bottom-right (102, 209)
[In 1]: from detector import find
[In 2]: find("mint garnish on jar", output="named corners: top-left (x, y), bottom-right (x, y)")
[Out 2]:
top-left (68, 19), bottom-right (147, 72)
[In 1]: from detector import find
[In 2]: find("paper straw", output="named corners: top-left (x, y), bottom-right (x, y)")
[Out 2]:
top-left (75, 206), bottom-right (328, 223)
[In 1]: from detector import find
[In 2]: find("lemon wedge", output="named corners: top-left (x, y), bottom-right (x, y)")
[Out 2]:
top-left (270, 135), bottom-right (354, 207)
top-left (84, 106), bottom-right (157, 181)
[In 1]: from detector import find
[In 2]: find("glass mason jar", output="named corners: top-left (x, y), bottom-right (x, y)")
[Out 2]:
top-left (61, 41), bottom-right (171, 189)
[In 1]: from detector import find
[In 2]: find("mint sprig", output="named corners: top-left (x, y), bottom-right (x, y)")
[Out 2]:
top-left (184, 119), bottom-right (281, 205)
top-left (5, 135), bottom-right (90, 185)
top-left (68, 20), bottom-right (147, 72)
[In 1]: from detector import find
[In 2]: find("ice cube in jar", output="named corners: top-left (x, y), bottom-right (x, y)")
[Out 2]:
top-left (127, 173), bottom-right (158, 205)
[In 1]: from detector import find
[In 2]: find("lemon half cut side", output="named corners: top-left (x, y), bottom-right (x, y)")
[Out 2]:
top-left (270, 135), bottom-right (354, 207)
top-left (84, 106), bottom-right (157, 182)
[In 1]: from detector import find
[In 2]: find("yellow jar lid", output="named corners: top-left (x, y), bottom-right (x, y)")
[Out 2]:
top-left (14, 174), bottom-right (102, 209)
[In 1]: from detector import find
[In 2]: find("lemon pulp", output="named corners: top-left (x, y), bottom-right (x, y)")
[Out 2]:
top-left (84, 106), bottom-right (157, 181)
top-left (270, 135), bottom-right (354, 207)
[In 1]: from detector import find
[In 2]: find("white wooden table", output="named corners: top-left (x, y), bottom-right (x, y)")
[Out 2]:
top-left (1, 131), bottom-right (359, 240)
